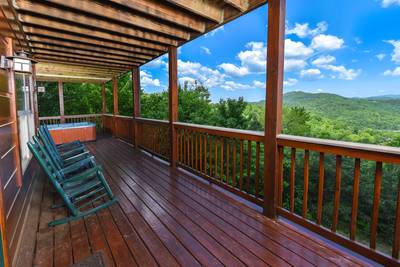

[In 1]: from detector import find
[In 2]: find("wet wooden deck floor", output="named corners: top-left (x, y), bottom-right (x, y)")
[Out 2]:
top-left (15, 137), bottom-right (372, 267)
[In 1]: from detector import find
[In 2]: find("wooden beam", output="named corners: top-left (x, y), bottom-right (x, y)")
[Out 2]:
top-left (224, 0), bottom-right (249, 11)
top-left (27, 36), bottom-right (152, 60)
top-left (17, 6), bottom-right (180, 46)
top-left (36, 74), bottom-right (109, 84)
top-left (110, 0), bottom-right (206, 32)
top-left (166, 0), bottom-right (224, 23)
top-left (263, 0), bottom-right (286, 218)
top-left (36, 60), bottom-right (127, 73)
top-left (29, 0), bottom-right (191, 40)
top-left (20, 18), bottom-right (167, 52)
top-left (24, 28), bottom-right (160, 56)
top-left (32, 48), bottom-right (143, 65)
top-left (33, 54), bottom-right (133, 69)
top-left (132, 67), bottom-right (140, 147)
top-left (102, 82), bottom-right (106, 113)
top-left (30, 45), bottom-right (146, 65)
top-left (168, 46), bottom-right (178, 168)
top-left (58, 80), bottom-right (65, 123)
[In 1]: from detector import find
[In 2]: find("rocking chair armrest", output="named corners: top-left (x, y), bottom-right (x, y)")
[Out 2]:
top-left (61, 165), bottom-right (102, 185)
top-left (61, 146), bottom-right (86, 159)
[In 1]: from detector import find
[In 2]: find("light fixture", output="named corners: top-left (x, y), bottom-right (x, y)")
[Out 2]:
top-left (7, 51), bottom-right (37, 74)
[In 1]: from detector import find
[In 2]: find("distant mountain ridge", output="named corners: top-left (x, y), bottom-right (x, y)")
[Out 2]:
top-left (251, 91), bottom-right (400, 131)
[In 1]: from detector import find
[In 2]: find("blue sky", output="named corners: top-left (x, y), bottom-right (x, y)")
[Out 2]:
top-left (140, 0), bottom-right (400, 102)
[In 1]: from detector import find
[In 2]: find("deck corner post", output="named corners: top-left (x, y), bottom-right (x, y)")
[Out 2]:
top-left (263, 0), bottom-right (286, 218)
top-left (132, 66), bottom-right (141, 148)
top-left (112, 76), bottom-right (118, 136)
top-left (58, 80), bottom-right (65, 124)
top-left (168, 46), bottom-right (178, 168)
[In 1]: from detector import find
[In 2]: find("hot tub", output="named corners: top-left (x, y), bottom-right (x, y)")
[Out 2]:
top-left (47, 122), bottom-right (96, 145)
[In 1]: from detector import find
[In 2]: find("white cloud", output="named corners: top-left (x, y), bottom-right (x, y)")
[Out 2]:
top-left (237, 42), bottom-right (267, 73)
top-left (376, 53), bottom-right (386, 61)
top-left (201, 46), bottom-right (211, 55)
top-left (387, 40), bottom-right (400, 64)
top-left (218, 63), bottom-right (249, 77)
top-left (178, 59), bottom-right (226, 88)
top-left (320, 65), bottom-right (361, 80)
top-left (312, 55), bottom-right (336, 65)
top-left (140, 70), bottom-right (161, 87)
top-left (383, 67), bottom-right (400, 76)
top-left (300, 68), bottom-right (323, 80)
top-left (311, 34), bottom-right (344, 51)
top-left (284, 59), bottom-right (307, 71)
top-left (284, 78), bottom-right (298, 87)
top-left (221, 81), bottom-right (251, 91)
top-left (144, 55), bottom-right (167, 68)
top-left (252, 80), bottom-right (266, 89)
top-left (178, 76), bottom-right (196, 86)
top-left (286, 21), bottom-right (328, 38)
top-left (285, 39), bottom-right (314, 58)
top-left (382, 0), bottom-right (400, 7)
top-left (205, 26), bottom-right (224, 37)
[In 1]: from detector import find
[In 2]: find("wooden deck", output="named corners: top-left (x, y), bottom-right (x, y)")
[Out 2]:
top-left (15, 137), bottom-right (374, 267)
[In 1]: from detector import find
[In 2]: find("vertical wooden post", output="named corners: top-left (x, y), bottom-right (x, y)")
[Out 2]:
top-left (263, 0), bottom-right (286, 218)
top-left (168, 46), bottom-right (178, 168)
top-left (32, 64), bottom-right (39, 131)
top-left (6, 37), bottom-right (23, 188)
top-left (132, 67), bottom-right (141, 147)
top-left (112, 76), bottom-right (118, 135)
top-left (58, 80), bottom-right (65, 123)
top-left (101, 81), bottom-right (106, 113)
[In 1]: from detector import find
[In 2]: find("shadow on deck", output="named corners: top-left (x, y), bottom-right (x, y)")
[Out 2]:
top-left (15, 137), bottom-right (373, 267)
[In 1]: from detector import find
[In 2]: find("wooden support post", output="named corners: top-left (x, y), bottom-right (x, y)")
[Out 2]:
top-left (6, 37), bottom-right (23, 188)
top-left (132, 66), bottom-right (141, 147)
top-left (101, 81), bottom-right (106, 113)
top-left (263, 0), bottom-right (286, 218)
top-left (58, 80), bottom-right (65, 123)
top-left (32, 64), bottom-right (39, 132)
top-left (168, 46), bottom-right (178, 168)
top-left (112, 76), bottom-right (118, 135)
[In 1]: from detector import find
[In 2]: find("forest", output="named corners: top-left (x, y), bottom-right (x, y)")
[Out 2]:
top-left (37, 71), bottom-right (400, 256)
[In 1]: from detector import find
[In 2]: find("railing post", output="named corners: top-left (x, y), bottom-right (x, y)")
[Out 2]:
top-left (58, 80), bottom-right (65, 123)
top-left (263, 0), bottom-right (286, 218)
top-left (101, 81), bottom-right (106, 132)
top-left (112, 76), bottom-right (118, 135)
top-left (32, 64), bottom-right (39, 132)
top-left (168, 46), bottom-right (178, 168)
top-left (132, 66), bottom-right (141, 148)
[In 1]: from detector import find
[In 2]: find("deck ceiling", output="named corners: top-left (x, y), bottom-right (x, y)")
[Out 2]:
top-left (1, 0), bottom-right (266, 83)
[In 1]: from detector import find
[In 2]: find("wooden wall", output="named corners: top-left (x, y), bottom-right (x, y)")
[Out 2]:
top-left (0, 24), bottom-right (39, 266)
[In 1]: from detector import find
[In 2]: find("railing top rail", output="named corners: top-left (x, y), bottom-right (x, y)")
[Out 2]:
top-left (174, 122), bottom-right (264, 142)
top-left (115, 115), bottom-right (133, 119)
top-left (39, 114), bottom-right (102, 120)
top-left (278, 134), bottom-right (400, 164)
top-left (39, 116), bottom-right (61, 120)
top-left (135, 117), bottom-right (169, 125)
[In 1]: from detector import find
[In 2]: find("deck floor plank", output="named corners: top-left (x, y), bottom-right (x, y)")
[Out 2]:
top-left (19, 137), bottom-right (373, 267)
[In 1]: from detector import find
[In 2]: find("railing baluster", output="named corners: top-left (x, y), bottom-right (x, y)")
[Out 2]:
top-left (204, 134), bottom-right (207, 174)
top-left (191, 131), bottom-right (194, 168)
top-left (195, 132), bottom-right (198, 171)
top-left (302, 150), bottom-right (310, 218)
top-left (183, 129), bottom-right (187, 165)
top-left (332, 155), bottom-right (342, 232)
top-left (232, 140), bottom-right (237, 187)
top-left (277, 146), bottom-right (284, 206)
top-left (370, 161), bottom-right (382, 249)
top-left (199, 132), bottom-right (203, 172)
top-left (393, 180), bottom-right (400, 259)
top-left (317, 152), bottom-right (325, 225)
top-left (290, 148), bottom-right (296, 212)
top-left (350, 158), bottom-right (361, 241)
top-left (209, 136), bottom-right (213, 177)
top-left (220, 137), bottom-right (223, 181)
top-left (255, 142), bottom-right (260, 198)
top-left (214, 139), bottom-right (218, 178)
top-left (226, 141), bottom-right (230, 184)
top-left (239, 140), bottom-right (244, 191)
top-left (246, 141), bottom-right (251, 192)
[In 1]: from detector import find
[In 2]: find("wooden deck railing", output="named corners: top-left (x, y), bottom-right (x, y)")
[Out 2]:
top-left (41, 113), bottom-right (400, 265)
top-left (174, 122), bottom-right (265, 206)
top-left (39, 114), bottom-right (103, 128)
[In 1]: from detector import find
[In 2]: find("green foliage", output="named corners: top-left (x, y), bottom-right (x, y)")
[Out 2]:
top-left (37, 82), bottom-right (59, 116)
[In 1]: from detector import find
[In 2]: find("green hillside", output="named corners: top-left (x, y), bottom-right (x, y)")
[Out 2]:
top-left (255, 91), bottom-right (400, 131)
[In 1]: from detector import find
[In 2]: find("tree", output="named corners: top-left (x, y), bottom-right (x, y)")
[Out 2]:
top-left (215, 97), bottom-right (248, 129)
top-left (282, 106), bottom-right (311, 136)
